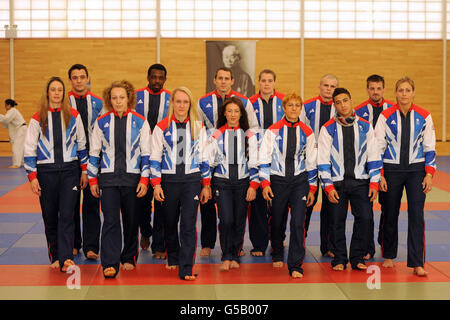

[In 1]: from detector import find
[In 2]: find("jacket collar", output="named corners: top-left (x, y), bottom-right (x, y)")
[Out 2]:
top-left (68, 90), bottom-right (89, 99)
top-left (112, 108), bottom-right (131, 117)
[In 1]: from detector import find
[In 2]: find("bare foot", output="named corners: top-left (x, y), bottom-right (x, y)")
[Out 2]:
top-left (121, 262), bottom-right (135, 271)
top-left (184, 275), bottom-right (196, 281)
top-left (61, 259), bottom-right (75, 272)
top-left (165, 264), bottom-right (177, 270)
top-left (273, 261), bottom-right (283, 268)
top-left (230, 261), bottom-right (240, 269)
top-left (50, 260), bottom-right (60, 269)
top-left (73, 248), bottom-right (79, 256)
top-left (140, 236), bottom-right (150, 250)
top-left (413, 267), bottom-right (428, 277)
top-left (382, 259), bottom-right (394, 268)
top-left (363, 253), bottom-right (372, 260)
top-left (355, 263), bottom-right (367, 270)
top-left (239, 249), bottom-right (245, 257)
top-left (86, 251), bottom-right (99, 260)
top-left (332, 264), bottom-right (345, 271)
top-left (103, 267), bottom-right (116, 278)
top-left (220, 260), bottom-right (231, 271)
top-left (153, 251), bottom-right (166, 259)
top-left (200, 247), bottom-right (211, 257)
top-left (291, 271), bottom-right (303, 278)
top-left (324, 251), bottom-right (335, 258)
top-left (251, 251), bottom-right (263, 257)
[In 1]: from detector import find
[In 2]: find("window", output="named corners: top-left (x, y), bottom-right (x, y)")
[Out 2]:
top-left (305, 0), bottom-right (442, 39)
top-left (5, 0), bottom-right (450, 39)
top-left (12, 0), bottom-right (157, 37)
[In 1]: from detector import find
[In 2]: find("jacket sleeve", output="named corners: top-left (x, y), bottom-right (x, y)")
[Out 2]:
top-left (198, 126), bottom-right (211, 186)
top-left (423, 113), bottom-right (437, 175)
top-left (75, 113), bottom-right (88, 171)
top-left (299, 106), bottom-right (308, 127)
top-left (317, 125), bottom-right (334, 194)
top-left (258, 129), bottom-right (275, 189)
top-left (366, 125), bottom-right (381, 190)
top-left (87, 120), bottom-right (102, 186)
top-left (247, 129), bottom-right (260, 190)
top-left (23, 117), bottom-right (41, 181)
top-left (305, 131), bottom-right (318, 193)
top-left (373, 113), bottom-right (388, 176)
top-left (245, 99), bottom-right (259, 130)
top-left (139, 120), bottom-right (151, 186)
top-left (149, 125), bottom-right (164, 187)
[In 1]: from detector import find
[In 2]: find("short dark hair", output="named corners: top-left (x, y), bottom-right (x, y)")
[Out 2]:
top-left (5, 99), bottom-right (17, 107)
top-left (68, 64), bottom-right (89, 79)
top-left (147, 64), bottom-right (167, 77)
top-left (332, 88), bottom-right (351, 102)
top-left (258, 69), bottom-right (276, 82)
top-left (366, 74), bottom-right (385, 88)
top-left (215, 67), bottom-right (233, 80)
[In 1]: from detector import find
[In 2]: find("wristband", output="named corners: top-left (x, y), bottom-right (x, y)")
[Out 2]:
top-left (426, 173), bottom-right (433, 178)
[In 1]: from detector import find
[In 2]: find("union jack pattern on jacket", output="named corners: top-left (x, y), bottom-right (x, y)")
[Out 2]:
top-left (68, 91), bottom-right (104, 136)
top-left (355, 98), bottom-right (394, 125)
top-left (249, 91), bottom-right (285, 129)
top-left (205, 124), bottom-right (259, 189)
top-left (374, 104), bottom-right (436, 176)
top-left (317, 116), bottom-right (381, 194)
top-left (24, 108), bottom-right (88, 181)
top-left (197, 89), bottom-right (259, 132)
top-left (300, 95), bottom-right (336, 139)
top-left (258, 117), bottom-right (318, 193)
top-left (149, 115), bottom-right (210, 187)
top-left (135, 87), bottom-right (171, 124)
top-left (87, 109), bottom-right (151, 186)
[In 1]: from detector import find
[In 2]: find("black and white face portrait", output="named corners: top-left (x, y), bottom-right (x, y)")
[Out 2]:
top-left (206, 41), bottom-right (256, 98)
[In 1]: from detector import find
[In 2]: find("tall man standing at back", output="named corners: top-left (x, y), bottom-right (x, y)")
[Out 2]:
top-left (300, 74), bottom-right (338, 258)
top-left (135, 63), bottom-right (171, 259)
top-left (68, 63), bottom-right (104, 260)
top-left (355, 74), bottom-right (394, 260)
top-left (197, 67), bottom-right (258, 256)
top-left (248, 69), bottom-right (285, 257)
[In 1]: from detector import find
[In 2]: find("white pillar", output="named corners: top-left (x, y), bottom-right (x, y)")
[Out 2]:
top-left (300, 0), bottom-right (305, 99)
top-left (156, 0), bottom-right (161, 63)
top-left (443, 0), bottom-right (447, 142)
top-left (9, 0), bottom-right (15, 99)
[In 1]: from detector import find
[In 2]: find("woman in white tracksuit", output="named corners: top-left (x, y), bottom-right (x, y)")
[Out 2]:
top-left (0, 99), bottom-right (27, 168)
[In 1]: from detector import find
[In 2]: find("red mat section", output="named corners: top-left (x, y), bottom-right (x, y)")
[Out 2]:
top-left (0, 262), bottom-right (448, 287)
top-left (0, 183), bottom-right (40, 213)
top-left (433, 171), bottom-right (450, 193)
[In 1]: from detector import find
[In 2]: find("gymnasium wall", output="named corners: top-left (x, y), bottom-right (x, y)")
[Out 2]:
top-left (0, 38), bottom-right (448, 142)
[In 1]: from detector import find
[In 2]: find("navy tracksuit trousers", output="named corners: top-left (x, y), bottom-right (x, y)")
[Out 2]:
top-left (160, 181), bottom-right (201, 279)
top-left (328, 181), bottom-right (371, 269)
top-left (200, 198), bottom-right (217, 249)
top-left (306, 186), bottom-right (332, 255)
top-left (100, 186), bottom-right (140, 275)
top-left (249, 189), bottom-right (269, 254)
top-left (214, 182), bottom-right (248, 263)
top-left (137, 192), bottom-right (166, 253)
top-left (38, 170), bottom-right (79, 266)
top-left (73, 185), bottom-right (101, 255)
top-left (380, 171), bottom-right (426, 268)
top-left (270, 173), bottom-right (309, 275)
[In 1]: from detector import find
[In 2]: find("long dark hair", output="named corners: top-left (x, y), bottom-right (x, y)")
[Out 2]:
top-left (39, 77), bottom-right (71, 135)
top-left (216, 97), bottom-right (249, 131)
top-left (217, 97), bottom-right (250, 159)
